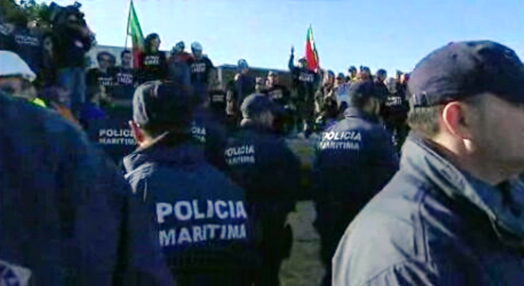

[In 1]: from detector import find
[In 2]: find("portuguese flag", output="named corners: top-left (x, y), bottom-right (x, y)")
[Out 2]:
top-left (305, 25), bottom-right (319, 71)
top-left (127, 0), bottom-right (144, 68)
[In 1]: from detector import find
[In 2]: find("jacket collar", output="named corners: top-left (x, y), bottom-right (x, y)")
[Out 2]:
top-left (402, 132), bottom-right (524, 249)
top-left (344, 107), bottom-right (379, 123)
top-left (123, 133), bottom-right (204, 174)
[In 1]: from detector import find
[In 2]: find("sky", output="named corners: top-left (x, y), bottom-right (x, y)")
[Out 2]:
top-left (37, 0), bottom-right (524, 76)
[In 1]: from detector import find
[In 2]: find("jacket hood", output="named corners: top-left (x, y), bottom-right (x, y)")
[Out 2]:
top-left (123, 133), bottom-right (205, 174)
top-left (402, 132), bottom-right (524, 249)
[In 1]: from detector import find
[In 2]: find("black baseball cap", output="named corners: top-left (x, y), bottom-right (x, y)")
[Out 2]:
top-left (133, 81), bottom-right (192, 130)
top-left (241, 93), bottom-right (282, 119)
top-left (409, 40), bottom-right (524, 107)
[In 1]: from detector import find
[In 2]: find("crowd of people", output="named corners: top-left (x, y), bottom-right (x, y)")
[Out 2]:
top-left (3, 2), bottom-right (524, 286)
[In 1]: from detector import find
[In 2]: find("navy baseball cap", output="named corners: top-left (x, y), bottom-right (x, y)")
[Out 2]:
top-left (409, 40), bottom-right (524, 107)
top-left (347, 81), bottom-right (384, 106)
top-left (133, 81), bottom-right (192, 129)
top-left (241, 93), bottom-right (282, 119)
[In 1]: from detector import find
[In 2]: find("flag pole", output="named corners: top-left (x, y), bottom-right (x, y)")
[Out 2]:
top-left (124, 0), bottom-right (132, 50)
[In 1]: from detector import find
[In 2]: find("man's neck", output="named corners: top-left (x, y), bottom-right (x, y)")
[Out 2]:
top-left (432, 135), bottom-right (513, 185)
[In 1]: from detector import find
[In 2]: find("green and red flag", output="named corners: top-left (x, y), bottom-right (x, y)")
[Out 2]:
top-left (304, 25), bottom-right (320, 71)
top-left (127, 0), bottom-right (144, 68)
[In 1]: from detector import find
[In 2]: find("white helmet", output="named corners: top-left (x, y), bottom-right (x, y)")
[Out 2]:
top-left (191, 42), bottom-right (203, 52)
top-left (0, 50), bottom-right (36, 82)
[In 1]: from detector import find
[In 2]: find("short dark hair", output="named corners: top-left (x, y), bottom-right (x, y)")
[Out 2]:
top-left (97, 51), bottom-right (113, 62)
top-left (407, 104), bottom-right (444, 138)
top-left (407, 95), bottom-right (485, 138)
top-left (121, 50), bottom-right (131, 59)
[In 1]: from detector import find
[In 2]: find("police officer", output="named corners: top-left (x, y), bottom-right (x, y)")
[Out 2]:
top-left (0, 89), bottom-right (172, 285)
top-left (334, 41), bottom-right (524, 285)
top-left (124, 81), bottom-right (254, 285)
top-left (224, 94), bottom-right (302, 286)
top-left (313, 81), bottom-right (399, 286)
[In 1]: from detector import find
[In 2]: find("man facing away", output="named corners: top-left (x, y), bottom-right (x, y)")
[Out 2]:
top-left (124, 81), bottom-right (254, 285)
top-left (334, 40), bottom-right (524, 286)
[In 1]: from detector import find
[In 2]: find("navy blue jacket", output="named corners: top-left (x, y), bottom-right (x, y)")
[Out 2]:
top-left (224, 122), bottom-right (302, 208)
top-left (314, 107), bottom-right (399, 215)
top-left (192, 107), bottom-right (229, 171)
top-left (0, 92), bottom-right (172, 286)
top-left (123, 136), bottom-right (254, 285)
top-left (334, 133), bottom-right (524, 286)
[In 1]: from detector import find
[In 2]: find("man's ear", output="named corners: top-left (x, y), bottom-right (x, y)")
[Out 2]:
top-left (129, 121), bottom-right (146, 145)
top-left (441, 102), bottom-right (473, 140)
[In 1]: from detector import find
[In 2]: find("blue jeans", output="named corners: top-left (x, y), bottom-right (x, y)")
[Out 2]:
top-left (58, 67), bottom-right (86, 117)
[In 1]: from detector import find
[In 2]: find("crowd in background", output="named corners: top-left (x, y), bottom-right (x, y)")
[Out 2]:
top-left (0, 2), bottom-right (414, 286)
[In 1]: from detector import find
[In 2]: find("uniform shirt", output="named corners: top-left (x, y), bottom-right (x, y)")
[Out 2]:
top-left (123, 136), bottom-right (253, 285)
top-left (189, 57), bottom-right (214, 86)
top-left (139, 51), bottom-right (168, 82)
top-left (0, 92), bottom-right (172, 286)
top-left (334, 133), bottom-right (524, 286)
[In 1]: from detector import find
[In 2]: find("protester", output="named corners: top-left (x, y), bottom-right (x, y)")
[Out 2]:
top-left (0, 90), bottom-right (173, 286)
top-left (189, 41), bottom-right (215, 103)
top-left (139, 33), bottom-right (167, 83)
top-left (53, 4), bottom-right (92, 117)
top-left (124, 81), bottom-right (254, 285)
top-left (265, 71), bottom-right (290, 107)
top-left (288, 46), bottom-right (319, 135)
top-left (314, 81), bottom-right (398, 286)
top-left (8, 13), bottom-right (42, 75)
top-left (167, 41), bottom-right (191, 86)
top-left (86, 51), bottom-right (114, 108)
top-left (112, 50), bottom-right (137, 87)
top-left (315, 70), bottom-right (335, 115)
top-left (38, 32), bottom-right (58, 88)
top-left (358, 66), bottom-right (372, 82)
top-left (334, 72), bottom-right (350, 105)
top-left (235, 59), bottom-right (256, 107)
top-left (314, 95), bottom-right (339, 132)
top-left (347, 66), bottom-right (358, 83)
top-left (224, 94), bottom-right (302, 286)
top-left (334, 40), bottom-right (524, 286)
top-left (255, 76), bottom-right (266, 93)
top-left (374, 69), bottom-right (390, 99)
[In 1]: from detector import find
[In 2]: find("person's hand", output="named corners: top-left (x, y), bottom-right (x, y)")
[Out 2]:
top-left (291, 46), bottom-right (294, 55)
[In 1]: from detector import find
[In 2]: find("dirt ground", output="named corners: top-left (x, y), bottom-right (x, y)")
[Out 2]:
top-left (280, 201), bottom-right (325, 286)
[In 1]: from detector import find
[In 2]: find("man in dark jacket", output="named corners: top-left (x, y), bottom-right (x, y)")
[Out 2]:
top-left (334, 41), bottom-right (524, 286)
top-left (124, 81), bottom-right (254, 285)
top-left (224, 94), bottom-right (302, 286)
top-left (289, 46), bottom-right (319, 135)
top-left (314, 81), bottom-right (399, 286)
top-left (0, 90), bottom-right (172, 286)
